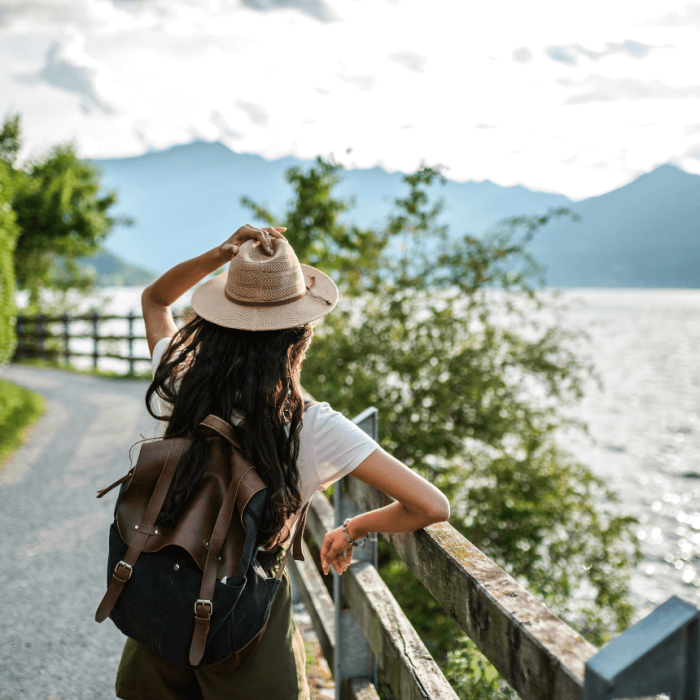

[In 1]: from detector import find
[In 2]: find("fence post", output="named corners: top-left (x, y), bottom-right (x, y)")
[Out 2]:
top-left (92, 311), bottom-right (99, 370)
top-left (583, 595), bottom-right (700, 700)
top-left (62, 313), bottom-right (70, 364)
top-left (334, 406), bottom-right (380, 700)
top-left (37, 314), bottom-right (45, 359)
top-left (127, 310), bottom-right (135, 375)
top-left (15, 314), bottom-right (23, 360)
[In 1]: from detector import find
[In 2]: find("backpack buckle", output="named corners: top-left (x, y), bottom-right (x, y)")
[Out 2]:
top-left (195, 599), bottom-right (213, 618)
top-left (114, 561), bottom-right (133, 581)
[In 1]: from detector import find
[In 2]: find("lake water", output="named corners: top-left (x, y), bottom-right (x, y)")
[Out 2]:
top-left (39, 287), bottom-right (700, 618)
top-left (554, 289), bottom-right (700, 619)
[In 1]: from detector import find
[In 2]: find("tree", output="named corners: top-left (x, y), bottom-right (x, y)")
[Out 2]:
top-left (0, 158), bottom-right (19, 365)
top-left (0, 114), bottom-right (127, 313)
top-left (242, 156), bottom-right (385, 295)
top-left (244, 158), bottom-right (641, 697)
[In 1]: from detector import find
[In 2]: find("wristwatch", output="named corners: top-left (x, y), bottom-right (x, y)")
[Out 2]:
top-left (342, 518), bottom-right (369, 550)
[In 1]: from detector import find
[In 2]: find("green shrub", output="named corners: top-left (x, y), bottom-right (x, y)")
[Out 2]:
top-left (0, 379), bottom-right (44, 464)
top-left (0, 160), bottom-right (19, 365)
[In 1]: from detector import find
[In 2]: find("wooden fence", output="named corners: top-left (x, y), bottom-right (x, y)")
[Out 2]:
top-left (14, 312), bottom-right (167, 374)
top-left (12, 314), bottom-right (700, 698)
top-left (293, 405), bottom-right (700, 700)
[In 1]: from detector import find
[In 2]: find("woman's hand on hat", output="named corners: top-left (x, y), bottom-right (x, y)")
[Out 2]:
top-left (320, 527), bottom-right (353, 576)
top-left (220, 224), bottom-right (287, 259)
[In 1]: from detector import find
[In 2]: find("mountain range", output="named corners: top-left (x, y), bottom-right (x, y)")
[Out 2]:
top-left (93, 141), bottom-right (700, 288)
top-left (80, 249), bottom-right (157, 287)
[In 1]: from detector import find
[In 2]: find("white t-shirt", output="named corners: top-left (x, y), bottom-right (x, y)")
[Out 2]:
top-left (151, 337), bottom-right (378, 506)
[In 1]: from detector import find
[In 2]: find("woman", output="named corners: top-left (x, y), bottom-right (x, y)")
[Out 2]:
top-left (115, 224), bottom-right (449, 700)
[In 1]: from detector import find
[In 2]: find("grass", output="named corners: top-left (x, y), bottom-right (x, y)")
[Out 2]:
top-left (0, 378), bottom-right (45, 467)
top-left (13, 357), bottom-right (152, 381)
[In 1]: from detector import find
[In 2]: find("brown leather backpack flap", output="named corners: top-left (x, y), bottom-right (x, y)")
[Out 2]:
top-left (117, 436), bottom-right (265, 579)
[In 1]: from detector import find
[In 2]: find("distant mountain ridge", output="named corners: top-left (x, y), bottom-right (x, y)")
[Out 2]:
top-left (80, 249), bottom-right (157, 287)
top-left (94, 142), bottom-right (700, 288)
top-left (531, 164), bottom-right (700, 287)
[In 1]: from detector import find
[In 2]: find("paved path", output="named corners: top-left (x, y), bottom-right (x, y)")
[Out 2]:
top-left (0, 366), bottom-right (159, 700)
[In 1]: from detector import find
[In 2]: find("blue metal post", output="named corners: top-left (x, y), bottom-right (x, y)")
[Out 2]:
top-left (583, 595), bottom-right (700, 700)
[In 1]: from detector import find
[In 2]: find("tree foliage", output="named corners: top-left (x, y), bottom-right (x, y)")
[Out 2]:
top-left (244, 157), bottom-right (641, 697)
top-left (0, 158), bottom-right (19, 365)
top-left (0, 114), bottom-right (126, 313)
top-left (242, 157), bottom-right (385, 295)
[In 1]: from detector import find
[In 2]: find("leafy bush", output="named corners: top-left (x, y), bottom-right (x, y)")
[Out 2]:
top-left (0, 159), bottom-right (19, 365)
top-left (0, 378), bottom-right (44, 464)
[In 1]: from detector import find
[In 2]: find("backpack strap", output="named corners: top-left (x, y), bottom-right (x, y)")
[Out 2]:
top-left (95, 438), bottom-right (188, 623)
top-left (190, 451), bottom-right (257, 665)
top-left (277, 500), bottom-right (310, 574)
top-left (206, 501), bottom-right (311, 672)
top-left (96, 469), bottom-right (133, 499)
top-left (200, 415), bottom-right (240, 447)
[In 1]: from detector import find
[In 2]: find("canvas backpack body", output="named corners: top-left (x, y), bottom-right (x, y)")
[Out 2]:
top-left (94, 414), bottom-right (309, 671)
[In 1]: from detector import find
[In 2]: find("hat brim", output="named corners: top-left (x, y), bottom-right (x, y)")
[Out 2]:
top-left (191, 264), bottom-right (339, 331)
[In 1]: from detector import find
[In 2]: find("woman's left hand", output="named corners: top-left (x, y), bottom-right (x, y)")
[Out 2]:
top-left (320, 527), bottom-right (354, 576)
top-left (220, 224), bottom-right (287, 259)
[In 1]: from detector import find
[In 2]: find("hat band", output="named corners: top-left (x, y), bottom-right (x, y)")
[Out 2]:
top-left (224, 276), bottom-right (332, 308)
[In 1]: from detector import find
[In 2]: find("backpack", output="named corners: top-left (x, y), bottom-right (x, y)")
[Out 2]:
top-left (94, 412), bottom-right (310, 671)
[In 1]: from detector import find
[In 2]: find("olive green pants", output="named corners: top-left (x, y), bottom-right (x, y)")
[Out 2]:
top-left (115, 569), bottom-right (310, 700)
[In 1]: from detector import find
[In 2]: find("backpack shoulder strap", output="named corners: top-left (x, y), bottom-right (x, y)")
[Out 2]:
top-left (200, 415), bottom-right (239, 447)
top-left (189, 450), bottom-right (263, 665)
top-left (274, 500), bottom-right (311, 579)
top-left (200, 402), bottom-right (314, 441)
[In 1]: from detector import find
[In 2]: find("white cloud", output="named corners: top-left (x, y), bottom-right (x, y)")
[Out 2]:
top-left (240, 0), bottom-right (338, 23)
top-left (337, 72), bottom-right (377, 91)
top-left (654, 2), bottom-right (700, 27)
top-left (1, 0), bottom-right (700, 198)
top-left (15, 34), bottom-right (116, 114)
top-left (389, 50), bottom-right (427, 73)
top-left (545, 40), bottom-right (656, 66)
top-left (512, 47), bottom-right (533, 64)
top-left (237, 99), bottom-right (270, 127)
top-left (210, 110), bottom-right (243, 140)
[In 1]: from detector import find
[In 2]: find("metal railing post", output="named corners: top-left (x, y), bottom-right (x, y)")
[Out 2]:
top-left (583, 595), bottom-right (700, 700)
top-left (334, 406), bottom-right (379, 700)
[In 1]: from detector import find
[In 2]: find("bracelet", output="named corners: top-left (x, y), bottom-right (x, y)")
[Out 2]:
top-left (343, 518), bottom-right (369, 550)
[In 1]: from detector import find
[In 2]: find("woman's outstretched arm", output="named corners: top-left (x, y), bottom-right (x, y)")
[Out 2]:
top-left (320, 447), bottom-right (450, 575)
top-left (141, 225), bottom-right (285, 354)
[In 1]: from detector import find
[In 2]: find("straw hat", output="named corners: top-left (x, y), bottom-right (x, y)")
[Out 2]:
top-left (191, 238), bottom-right (338, 331)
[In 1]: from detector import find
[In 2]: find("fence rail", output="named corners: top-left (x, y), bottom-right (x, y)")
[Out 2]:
top-left (293, 482), bottom-right (592, 700)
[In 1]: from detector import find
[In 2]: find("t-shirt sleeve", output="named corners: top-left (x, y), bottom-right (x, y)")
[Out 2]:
top-left (302, 402), bottom-right (379, 491)
top-left (151, 337), bottom-right (173, 379)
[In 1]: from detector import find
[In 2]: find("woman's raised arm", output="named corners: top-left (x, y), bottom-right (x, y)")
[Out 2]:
top-left (320, 447), bottom-right (450, 575)
top-left (141, 225), bottom-right (286, 355)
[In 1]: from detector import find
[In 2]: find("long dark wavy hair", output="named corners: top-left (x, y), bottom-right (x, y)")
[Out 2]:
top-left (145, 314), bottom-right (314, 551)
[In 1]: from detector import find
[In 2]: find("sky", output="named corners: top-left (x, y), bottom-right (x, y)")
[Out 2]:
top-left (1, 0), bottom-right (699, 200)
